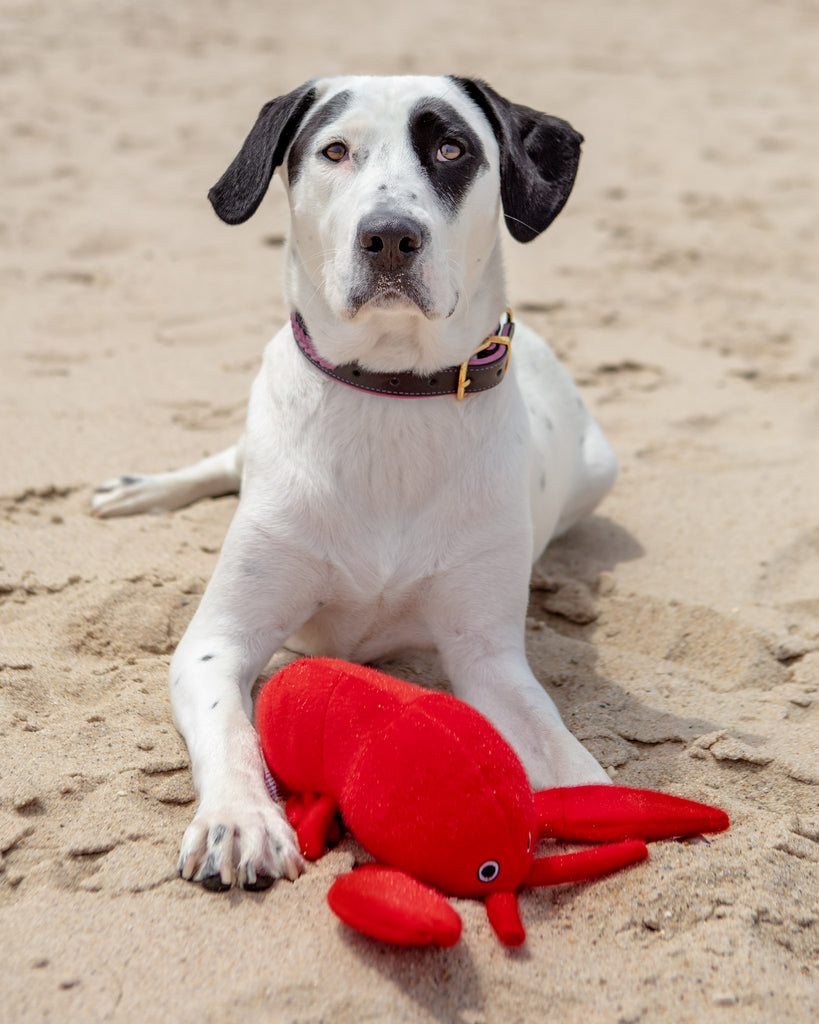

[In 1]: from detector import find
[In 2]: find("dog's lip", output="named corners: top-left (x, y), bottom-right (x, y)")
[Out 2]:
top-left (345, 278), bottom-right (436, 320)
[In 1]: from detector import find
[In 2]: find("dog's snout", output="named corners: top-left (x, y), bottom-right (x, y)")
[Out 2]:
top-left (357, 215), bottom-right (426, 271)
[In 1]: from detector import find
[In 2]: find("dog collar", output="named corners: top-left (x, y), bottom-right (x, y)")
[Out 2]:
top-left (291, 310), bottom-right (514, 400)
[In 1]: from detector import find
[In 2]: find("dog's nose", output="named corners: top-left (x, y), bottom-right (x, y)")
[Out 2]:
top-left (357, 216), bottom-right (426, 271)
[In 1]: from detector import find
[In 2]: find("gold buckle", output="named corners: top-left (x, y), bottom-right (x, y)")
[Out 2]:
top-left (456, 309), bottom-right (514, 401)
top-left (456, 359), bottom-right (472, 401)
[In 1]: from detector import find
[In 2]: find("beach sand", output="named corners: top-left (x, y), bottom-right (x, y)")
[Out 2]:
top-left (1, 0), bottom-right (817, 1020)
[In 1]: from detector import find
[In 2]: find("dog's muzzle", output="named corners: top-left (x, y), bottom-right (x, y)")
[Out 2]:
top-left (348, 213), bottom-right (433, 316)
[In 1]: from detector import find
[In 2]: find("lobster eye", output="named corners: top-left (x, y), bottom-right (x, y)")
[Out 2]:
top-left (527, 831), bottom-right (533, 853)
top-left (477, 859), bottom-right (500, 883)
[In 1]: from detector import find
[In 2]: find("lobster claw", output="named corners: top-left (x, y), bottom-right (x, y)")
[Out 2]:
top-left (286, 793), bottom-right (340, 859)
top-left (535, 785), bottom-right (730, 842)
top-left (327, 865), bottom-right (462, 947)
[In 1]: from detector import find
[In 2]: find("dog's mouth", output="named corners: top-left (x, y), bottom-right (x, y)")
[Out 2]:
top-left (344, 275), bottom-right (444, 321)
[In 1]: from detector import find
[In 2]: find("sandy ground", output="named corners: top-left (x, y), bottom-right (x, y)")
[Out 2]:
top-left (1, 0), bottom-right (818, 1020)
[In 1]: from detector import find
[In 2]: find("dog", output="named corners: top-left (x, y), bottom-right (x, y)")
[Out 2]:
top-left (92, 75), bottom-right (617, 890)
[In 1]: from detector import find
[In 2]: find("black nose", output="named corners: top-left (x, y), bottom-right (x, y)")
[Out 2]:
top-left (357, 215), bottom-right (426, 271)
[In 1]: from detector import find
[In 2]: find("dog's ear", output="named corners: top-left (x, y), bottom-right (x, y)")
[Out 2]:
top-left (451, 77), bottom-right (583, 243)
top-left (208, 83), bottom-right (318, 225)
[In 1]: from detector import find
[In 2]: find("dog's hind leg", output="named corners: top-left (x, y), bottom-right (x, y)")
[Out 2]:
top-left (551, 418), bottom-right (618, 540)
top-left (91, 438), bottom-right (244, 517)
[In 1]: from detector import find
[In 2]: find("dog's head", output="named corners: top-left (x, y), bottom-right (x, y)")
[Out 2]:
top-left (209, 76), bottom-right (582, 367)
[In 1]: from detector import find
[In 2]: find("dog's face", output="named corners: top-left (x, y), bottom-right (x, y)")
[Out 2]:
top-left (282, 77), bottom-right (502, 326)
top-left (208, 75), bottom-right (583, 367)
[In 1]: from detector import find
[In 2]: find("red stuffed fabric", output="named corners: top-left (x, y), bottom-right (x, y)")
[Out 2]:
top-left (485, 892), bottom-right (526, 948)
top-left (255, 657), bottom-right (729, 947)
top-left (526, 838), bottom-right (648, 886)
top-left (536, 786), bottom-right (730, 841)
top-left (341, 698), bottom-right (536, 899)
top-left (258, 657), bottom-right (537, 899)
top-left (328, 865), bottom-right (462, 947)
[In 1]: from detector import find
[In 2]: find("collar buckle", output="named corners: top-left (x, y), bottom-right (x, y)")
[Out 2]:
top-left (456, 308), bottom-right (515, 401)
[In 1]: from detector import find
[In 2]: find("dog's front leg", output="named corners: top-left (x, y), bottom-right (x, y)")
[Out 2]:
top-left (426, 569), bottom-right (610, 789)
top-left (169, 521), bottom-right (327, 889)
top-left (445, 644), bottom-right (610, 789)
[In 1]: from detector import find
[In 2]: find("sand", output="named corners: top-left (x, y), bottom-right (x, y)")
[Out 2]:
top-left (1, 0), bottom-right (817, 1020)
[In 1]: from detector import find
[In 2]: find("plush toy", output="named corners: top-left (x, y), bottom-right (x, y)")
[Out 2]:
top-left (255, 658), bottom-right (729, 947)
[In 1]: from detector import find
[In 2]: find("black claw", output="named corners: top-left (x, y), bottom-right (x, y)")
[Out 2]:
top-left (244, 875), bottom-right (275, 892)
top-left (200, 873), bottom-right (231, 893)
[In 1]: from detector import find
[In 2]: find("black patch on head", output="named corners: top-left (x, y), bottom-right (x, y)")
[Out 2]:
top-left (208, 82), bottom-right (318, 225)
top-left (286, 90), bottom-right (353, 184)
top-left (408, 98), bottom-right (488, 215)
top-left (449, 77), bottom-right (583, 243)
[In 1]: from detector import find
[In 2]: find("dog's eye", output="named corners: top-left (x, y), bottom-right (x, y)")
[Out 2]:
top-left (323, 142), bottom-right (348, 163)
top-left (436, 141), bottom-right (463, 162)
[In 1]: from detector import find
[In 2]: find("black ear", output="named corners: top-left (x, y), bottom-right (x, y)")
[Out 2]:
top-left (208, 83), bottom-right (318, 225)
top-left (450, 77), bottom-right (583, 243)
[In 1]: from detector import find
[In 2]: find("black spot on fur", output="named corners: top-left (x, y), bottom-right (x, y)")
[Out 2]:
top-left (286, 90), bottom-right (353, 184)
top-left (408, 98), bottom-right (488, 215)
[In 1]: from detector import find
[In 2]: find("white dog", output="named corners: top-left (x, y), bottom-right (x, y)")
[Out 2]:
top-left (92, 75), bottom-right (617, 890)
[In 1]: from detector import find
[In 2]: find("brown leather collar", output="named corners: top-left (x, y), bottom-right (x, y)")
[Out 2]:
top-left (291, 311), bottom-right (514, 399)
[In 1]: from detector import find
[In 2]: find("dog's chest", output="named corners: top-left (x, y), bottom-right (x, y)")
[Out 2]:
top-left (251, 338), bottom-right (529, 542)
top-left (248, 331), bottom-right (533, 658)
top-left (288, 574), bottom-right (435, 661)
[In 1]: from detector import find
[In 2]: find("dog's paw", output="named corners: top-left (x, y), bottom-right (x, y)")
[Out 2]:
top-left (523, 733), bottom-right (613, 790)
top-left (91, 474), bottom-right (170, 517)
top-left (178, 796), bottom-right (304, 891)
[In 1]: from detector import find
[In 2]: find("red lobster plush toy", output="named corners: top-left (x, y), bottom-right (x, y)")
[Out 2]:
top-left (255, 658), bottom-right (729, 947)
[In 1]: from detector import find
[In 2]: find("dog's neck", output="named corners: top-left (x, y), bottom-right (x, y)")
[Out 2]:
top-left (283, 238), bottom-right (508, 375)
top-left (290, 310), bottom-right (513, 400)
